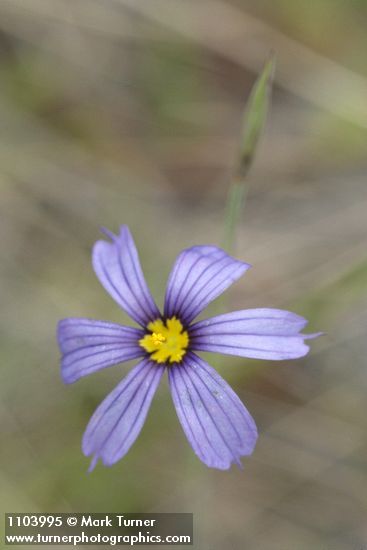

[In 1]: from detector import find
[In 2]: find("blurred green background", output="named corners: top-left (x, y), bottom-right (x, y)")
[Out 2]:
top-left (1, 1), bottom-right (367, 549)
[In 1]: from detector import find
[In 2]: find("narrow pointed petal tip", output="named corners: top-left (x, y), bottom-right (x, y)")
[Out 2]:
top-left (169, 352), bottom-right (258, 470)
top-left (304, 331), bottom-right (324, 340)
top-left (87, 455), bottom-right (99, 473)
top-left (99, 226), bottom-right (117, 241)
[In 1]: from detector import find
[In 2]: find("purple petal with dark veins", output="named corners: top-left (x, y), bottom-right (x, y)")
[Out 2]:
top-left (83, 358), bottom-right (164, 470)
top-left (190, 308), bottom-right (320, 360)
top-left (92, 226), bottom-right (161, 327)
top-left (168, 352), bottom-right (257, 470)
top-left (164, 246), bottom-right (250, 324)
top-left (58, 318), bottom-right (145, 383)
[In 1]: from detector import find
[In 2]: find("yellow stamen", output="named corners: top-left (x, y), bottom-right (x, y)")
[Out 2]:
top-left (139, 317), bottom-right (189, 364)
top-left (151, 332), bottom-right (166, 346)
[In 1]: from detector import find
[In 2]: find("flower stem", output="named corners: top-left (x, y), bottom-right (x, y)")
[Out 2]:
top-left (222, 54), bottom-right (275, 254)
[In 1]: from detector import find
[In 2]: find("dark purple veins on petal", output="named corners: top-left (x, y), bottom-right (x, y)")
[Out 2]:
top-left (57, 318), bottom-right (145, 383)
top-left (82, 358), bottom-right (164, 470)
top-left (92, 225), bottom-right (161, 327)
top-left (190, 308), bottom-right (317, 360)
top-left (164, 245), bottom-right (250, 325)
top-left (168, 352), bottom-right (258, 469)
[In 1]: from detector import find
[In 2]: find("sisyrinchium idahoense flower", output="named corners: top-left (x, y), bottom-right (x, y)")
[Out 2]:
top-left (57, 226), bottom-right (319, 471)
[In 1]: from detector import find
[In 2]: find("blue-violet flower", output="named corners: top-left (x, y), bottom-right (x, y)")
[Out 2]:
top-left (57, 226), bottom-right (319, 470)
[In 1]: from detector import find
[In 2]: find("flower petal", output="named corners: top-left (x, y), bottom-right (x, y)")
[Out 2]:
top-left (190, 308), bottom-right (319, 360)
top-left (164, 246), bottom-right (250, 324)
top-left (168, 352), bottom-right (257, 469)
top-left (92, 226), bottom-right (161, 327)
top-left (83, 358), bottom-right (164, 470)
top-left (58, 318), bottom-right (145, 384)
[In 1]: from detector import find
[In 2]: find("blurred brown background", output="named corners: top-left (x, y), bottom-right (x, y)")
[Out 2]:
top-left (1, 1), bottom-right (367, 549)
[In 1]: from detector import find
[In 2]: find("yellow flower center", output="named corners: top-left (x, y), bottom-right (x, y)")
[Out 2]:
top-left (139, 317), bottom-right (189, 364)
